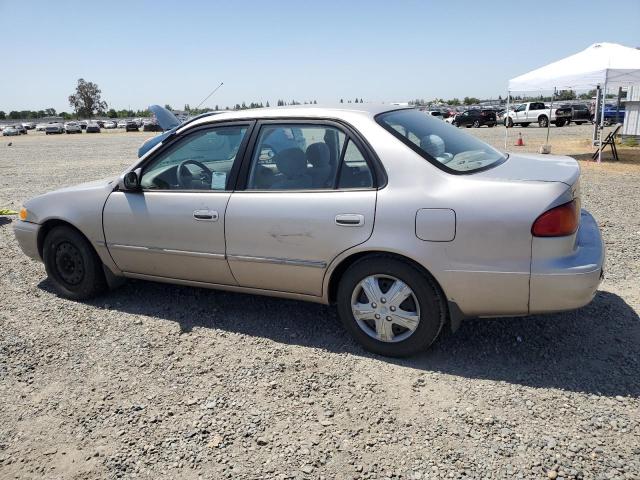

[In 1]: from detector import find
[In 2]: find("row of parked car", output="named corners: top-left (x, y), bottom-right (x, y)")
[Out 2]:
top-left (421, 102), bottom-right (625, 128)
top-left (1, 118), bottom-right (163, 136)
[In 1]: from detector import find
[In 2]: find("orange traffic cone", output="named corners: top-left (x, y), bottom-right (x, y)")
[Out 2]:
top-left (515, 133), bottom-right (524, 146)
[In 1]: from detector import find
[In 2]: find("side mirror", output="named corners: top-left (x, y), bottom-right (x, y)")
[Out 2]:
top-left (119, 168), bottom-right (141, 191)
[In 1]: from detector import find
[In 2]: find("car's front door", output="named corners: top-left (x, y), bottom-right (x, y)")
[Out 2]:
top-left (103, 122), bottom-right (252, 284)
top-left (225, 122), bottom-right (378, 297)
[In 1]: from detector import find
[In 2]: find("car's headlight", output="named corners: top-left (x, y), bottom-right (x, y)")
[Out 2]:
top-left (19, 207), bottom-right (28, 221)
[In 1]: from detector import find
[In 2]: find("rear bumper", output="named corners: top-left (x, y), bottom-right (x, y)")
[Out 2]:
top-left (529, 210), bottom-right (605, 313)
top-left (13, 220), bottom-right (41, 261)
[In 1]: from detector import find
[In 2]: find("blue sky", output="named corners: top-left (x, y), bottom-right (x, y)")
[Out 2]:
top-left (1, 0), bottom-right (639, 112)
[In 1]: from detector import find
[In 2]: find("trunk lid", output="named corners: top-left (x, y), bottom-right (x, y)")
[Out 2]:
top-left (474, 153), bottom-right (580, 187)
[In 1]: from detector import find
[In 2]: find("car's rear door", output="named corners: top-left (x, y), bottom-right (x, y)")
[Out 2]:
top-left (103, 121), bottom-right (253, 284)
top-left (224, 120), bottom-right (378, 297)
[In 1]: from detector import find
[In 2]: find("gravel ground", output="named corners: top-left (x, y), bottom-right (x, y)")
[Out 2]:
top-left (0, 127), bottom-right (639, 480)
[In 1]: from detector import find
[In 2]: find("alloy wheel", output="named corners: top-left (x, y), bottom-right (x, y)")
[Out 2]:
top-left (351, 274), bottom-right (421, 343)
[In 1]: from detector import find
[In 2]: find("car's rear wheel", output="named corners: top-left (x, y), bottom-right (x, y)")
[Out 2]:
top-left (43, 226), bottom-right (107, 300)
top-left (472, 120), bottom-right (481, 128)
top-left (337, 256), bottom-right (445, 357)
top-left (538, 116), bottom-right (549, 128)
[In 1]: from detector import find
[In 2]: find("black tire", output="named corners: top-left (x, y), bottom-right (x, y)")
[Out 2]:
top-left (487, 123), bottom-right (495, 128)
top-left (336, 256), bottom-right (446, 357)
top-left (576, 122), bottom-right (584, 125)
top-left (521, 122), bottom-right (530, 127)
top-left (505, 117), bottom-right (513, 128)
top-left (451, 121), bottom-right (458, 127)
top-left (43, 226), bottom-right (107, 300)
top-left (472, 120), bottom-right (480, 128)
top-left (555, 119), bottom-right (566, 127)
top-left (538, 116), bottom-right (548, 128)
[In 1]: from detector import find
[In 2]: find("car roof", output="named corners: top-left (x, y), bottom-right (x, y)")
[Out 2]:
top-left (180, 104), bottom-right (409, 131)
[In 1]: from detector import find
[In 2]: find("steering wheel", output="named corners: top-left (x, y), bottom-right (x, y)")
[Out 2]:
top-left (177, 160), bottom-right (213, 189)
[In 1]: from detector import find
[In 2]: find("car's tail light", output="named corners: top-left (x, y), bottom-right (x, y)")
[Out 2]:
top-left (532, 200), bottom-right (580, 237)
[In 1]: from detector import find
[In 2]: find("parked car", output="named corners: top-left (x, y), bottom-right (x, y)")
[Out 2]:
top-left (13, 105), bottom-right (604, 357)
top-left (103, 120), bottom-right (117, 129)
top-left (79, 120), bottom-right (88, 130)
top-left (45, 123), bottom-right (64, 135)
top-left (64, 122), bottom-right (82, 134)
top-left (95, 120), bottom-right (105, 128)
top-left (12, 124), bottom-right (28, 135)
top-left (425, 110), bottom-right (443, 120)
top-left (142, 120), bottom-right (162, 132)
top-left (126, 121), bottom-right (140, 132)
top-left (2, 126), bottom-right (20, 136)
top-left (506, 102), bottom-right (572, 127)
top-left (117, 120), bottom-right (127, 128)
top-left (22, 122), bottom-right (36, 130)
top-left (564, 103), bottom-right (591, 125)
top-left (35, 123), bottom-right (48, 131)
top-left (86, 122), bottom-right (101, 133)
top-left (602, 104), bottom-right (625, 126)
top-left (451, 109), bottom-right (497, 128)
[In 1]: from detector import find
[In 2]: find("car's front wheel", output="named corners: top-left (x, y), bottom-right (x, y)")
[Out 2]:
top-left (43, 226), bottom-right (107, 300)
top-left (337, 256), bottom-right (445, 357)
top-left (472, 120), bottom-right (481, 128)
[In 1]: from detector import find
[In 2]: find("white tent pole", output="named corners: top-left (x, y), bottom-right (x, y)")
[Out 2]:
top-left (546, 88), bottom-right (555, 146)
top-left (598, 78), bottom-right (608, 164)
top-left (504, 91), bottom-right (510, 150)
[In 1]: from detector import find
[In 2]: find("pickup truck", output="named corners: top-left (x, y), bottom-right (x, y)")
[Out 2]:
top-left (506, 102), bottom-right (572, 128)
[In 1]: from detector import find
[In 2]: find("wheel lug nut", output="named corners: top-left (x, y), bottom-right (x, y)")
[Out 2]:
top-left (386, 316), bottom-right (392, 321)
top-left (374, 314), bottom-right (381, 319)
top-left (390, 306), bottom-right (396, 311)
top-left (371, 303), bottom-right (377, 308)
top-left (381, 298), bottom-right (386, 303)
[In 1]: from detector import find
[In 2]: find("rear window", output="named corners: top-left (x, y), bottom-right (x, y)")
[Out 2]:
top-left (376, 109), bottom-right (507, 174)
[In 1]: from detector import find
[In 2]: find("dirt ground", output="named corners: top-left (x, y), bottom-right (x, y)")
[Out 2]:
top-left (0, 124), bottom-right (638, 480)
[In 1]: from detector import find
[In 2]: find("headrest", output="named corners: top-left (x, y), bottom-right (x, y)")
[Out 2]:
top-left (306, 142), bottom-right (330, 167)
top-left (420, 135), bottom-right (445, 158)
top-left (275, 148), bottom-right (307, 177)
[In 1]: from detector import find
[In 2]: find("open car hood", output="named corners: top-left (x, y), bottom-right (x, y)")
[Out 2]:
top-left (148, 105), bottom-right (181, 131)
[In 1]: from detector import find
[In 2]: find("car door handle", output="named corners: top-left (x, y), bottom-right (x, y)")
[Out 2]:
top-left (193, 209), bottom-right (218, 221)
top-left (335, 214), bottom-right (365, 227)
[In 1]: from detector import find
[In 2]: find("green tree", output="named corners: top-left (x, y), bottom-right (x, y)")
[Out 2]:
top-left (266, 101), bottom-right (270, 107)
top-left (354, 98), bottom-right (359, 103)
top-left (164, 104), bottom-right (172, 111)
top-left (9, 111), bottom-right (20, 119)
top-left (340, 98), bottom-right (343, 103)
top-left (556, 90), bottom-right (576, 101)
top-left (68, 79), bottom-right (107, 117)
top-left (463, 97), bottom-right (480, 105)
top-left (60, 112), bottom-right (72, 120)
top-left (0, 111), bottom-right (5, 120)
top-left (359, 98), bottom-right (363, 103)
top-left (107, 109), bottom-right (118, 118)
top-left (45, 108), bottom-right (57, 117)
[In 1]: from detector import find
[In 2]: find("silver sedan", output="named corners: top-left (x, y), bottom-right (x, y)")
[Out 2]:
top-left (14, 105), bottom-right (605, 357)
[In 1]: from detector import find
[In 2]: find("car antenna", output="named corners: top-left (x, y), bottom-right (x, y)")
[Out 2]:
top-left (195, 82), bottom-right (224, 110)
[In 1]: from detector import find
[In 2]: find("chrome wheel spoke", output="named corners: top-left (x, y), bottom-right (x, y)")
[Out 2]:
top-left (386, 280), bottom-right (412, 308)
top-left (390, 310), bottom-right (420, 332)
top-left (375, 317), bottom-right (394, 342)
top-left (360, 276), bottom-right (383, 304)
top-left (352, 303), bottom-right (375, 321)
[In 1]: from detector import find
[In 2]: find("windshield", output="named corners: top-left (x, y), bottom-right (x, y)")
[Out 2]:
top-left (376, 109), bottom-right (507, 173)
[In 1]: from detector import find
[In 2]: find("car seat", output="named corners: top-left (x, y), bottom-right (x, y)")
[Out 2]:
top-left (271, 148), bottom-right (312, 190)
top-left (306, 143), bottom-right (333, 188)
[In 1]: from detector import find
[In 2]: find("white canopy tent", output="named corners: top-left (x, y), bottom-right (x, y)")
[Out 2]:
top-left (506, 43), bottom-right (640, 162)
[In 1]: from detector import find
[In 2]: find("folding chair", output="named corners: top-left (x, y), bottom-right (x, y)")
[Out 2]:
top-left (593, 124), bottom-right (622, 161)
